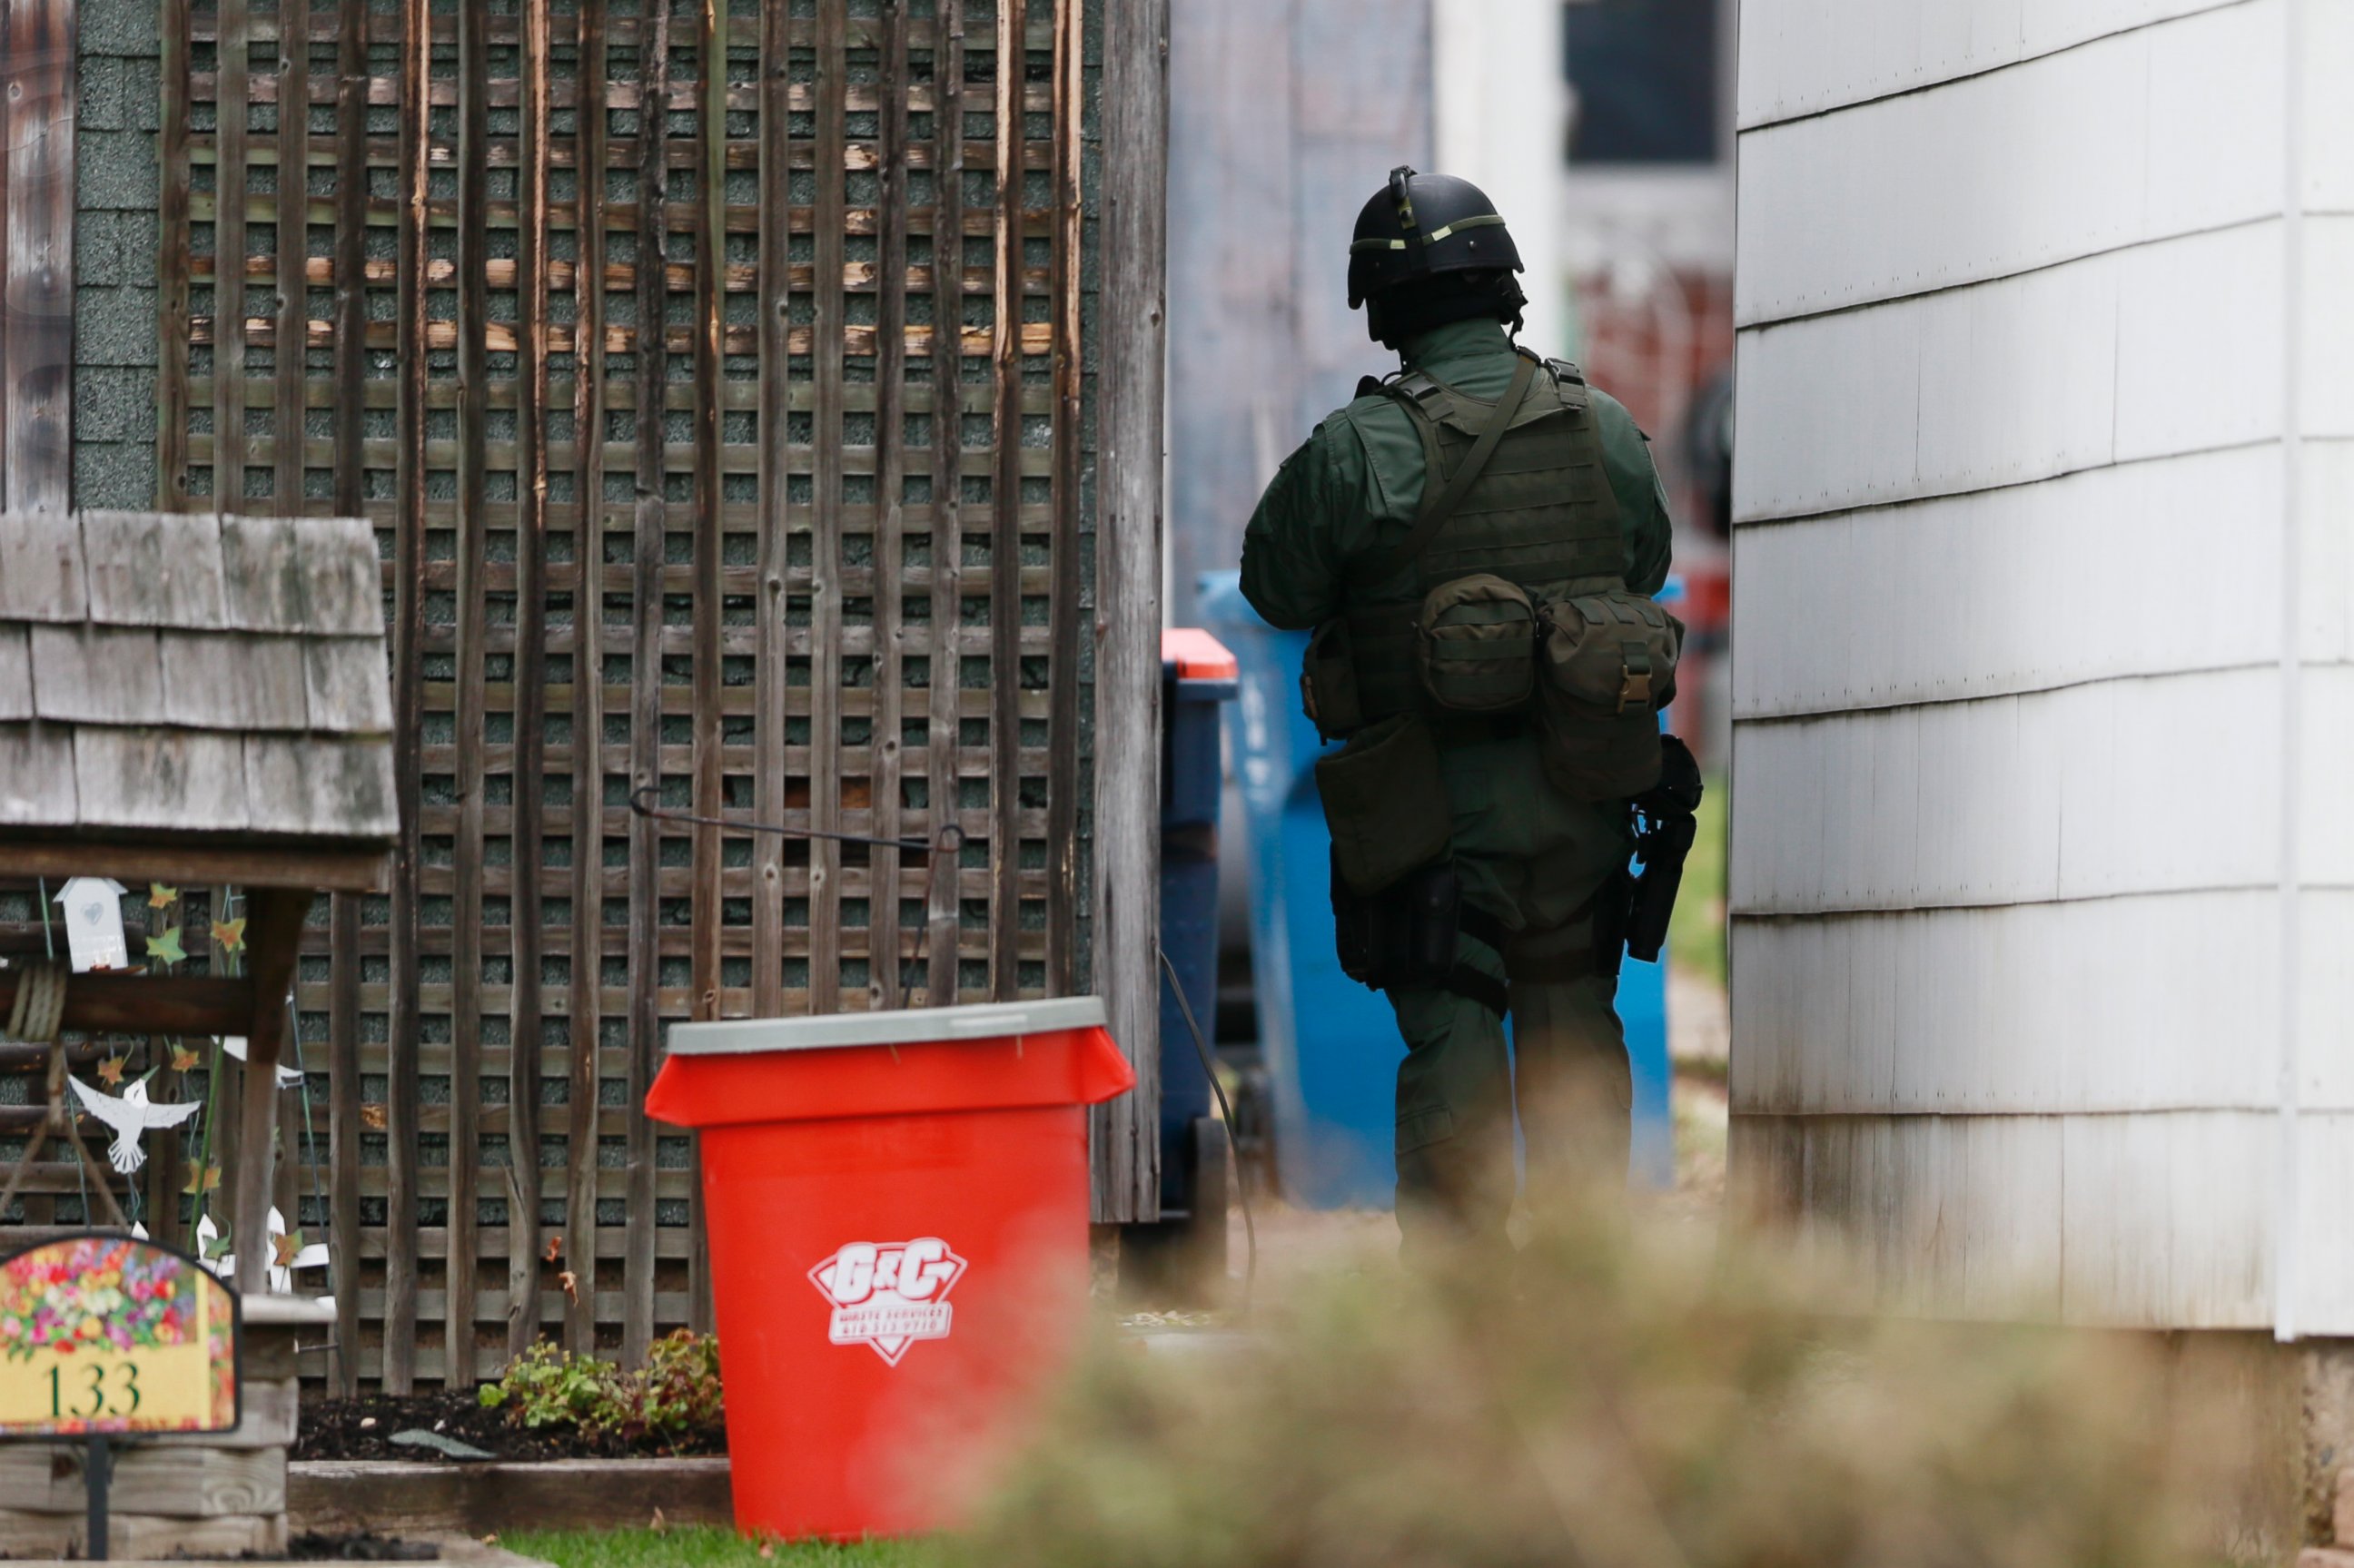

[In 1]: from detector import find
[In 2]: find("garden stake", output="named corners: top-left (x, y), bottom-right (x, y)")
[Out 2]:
top-left (84, 1432), bottom-right (111, 1560)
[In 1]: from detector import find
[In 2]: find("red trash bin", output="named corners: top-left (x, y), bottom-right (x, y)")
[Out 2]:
top-left (645, 996), bottom-right (1136, 1542)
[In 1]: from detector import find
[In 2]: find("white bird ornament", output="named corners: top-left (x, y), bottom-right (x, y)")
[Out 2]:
top-left (66, 1073), bottom-right (201, 1174)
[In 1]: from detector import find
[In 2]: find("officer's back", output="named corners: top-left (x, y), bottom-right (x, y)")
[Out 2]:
top-left (1237, 167), bottom-right (1696, 1258)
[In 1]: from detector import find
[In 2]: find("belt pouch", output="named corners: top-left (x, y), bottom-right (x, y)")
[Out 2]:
top-left (1314, 712), bottom-right (1451, 896)
top-left (1534, 589), bottom-right (1683, 802)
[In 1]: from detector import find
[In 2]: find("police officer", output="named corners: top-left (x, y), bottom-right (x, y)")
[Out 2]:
top-left (1239, 168), bottom-right (1678, 1258)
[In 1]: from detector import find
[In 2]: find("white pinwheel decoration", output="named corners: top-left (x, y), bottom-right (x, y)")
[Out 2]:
top-left (66, 1073), bottom-right (201, 1174)
top-left (218, 1036), bottom-right (304, 1090)
top-left (195, 1208), bottom-right (330, 1294)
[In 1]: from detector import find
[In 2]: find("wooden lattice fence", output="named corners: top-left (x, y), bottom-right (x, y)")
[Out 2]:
top-left (70, 0), bottom-right (1124, 1391)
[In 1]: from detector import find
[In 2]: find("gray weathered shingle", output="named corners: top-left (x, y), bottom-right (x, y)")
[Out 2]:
top-left (0, 514), bottom-right (87, 623)
top-left (81, 511), bottom-right (230, 628)
top-left (0, 510), bottom-right (397, 847)
top-left (0, 629), bottom-right (33, 724)
top-left (27, 624), bottom-right (167, 725)
top-left (160, 630), bottom-right (312, 731)
top-left (0, 724), bottom-right (79, 826)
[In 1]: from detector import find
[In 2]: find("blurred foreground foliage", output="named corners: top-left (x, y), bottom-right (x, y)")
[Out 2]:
top-left (508, 1527), bottom-right (924, 1568)
top-left (957, 1214), bottom-right (2219, 1568)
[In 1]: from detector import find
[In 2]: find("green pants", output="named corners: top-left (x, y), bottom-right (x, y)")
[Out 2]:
top-left (1388, 734), bottom-right (1636, 1257)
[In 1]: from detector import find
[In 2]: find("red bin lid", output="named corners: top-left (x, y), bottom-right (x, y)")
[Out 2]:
top-left (1162, 627), bottom-right (1239, 682)
top-left (645, 997), bottom-right (1136, 1129)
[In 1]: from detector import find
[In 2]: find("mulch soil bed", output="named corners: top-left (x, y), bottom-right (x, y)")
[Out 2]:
top-left (125, 1529), bottom-right (438, 1561)
top-left (282, 1528), bottom-right (441, 1560)
top-left (294, 1391), bottom-right (725, 1464)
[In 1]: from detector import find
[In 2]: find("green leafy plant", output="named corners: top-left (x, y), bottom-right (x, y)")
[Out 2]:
top-left (480, 1331), bottom-right (725, 1455)
top-left (624, 1327), bottom-right (725, 1447)
top-left (480, 1340), bottom-right (624, 1431)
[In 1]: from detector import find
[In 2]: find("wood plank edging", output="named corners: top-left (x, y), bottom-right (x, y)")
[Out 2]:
top-left (286, 1457), bottom-right (734, 1536)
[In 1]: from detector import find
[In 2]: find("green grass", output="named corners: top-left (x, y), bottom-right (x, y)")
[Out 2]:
top-left (1666, 769), bottom-right (1727, 990)
top-left (503, 1526), bottom-right (940, 1568)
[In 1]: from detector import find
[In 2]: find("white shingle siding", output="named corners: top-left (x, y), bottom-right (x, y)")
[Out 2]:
top-left (1732, 0), bottom-right (2351, 1331)
top-left (1736, 4), bottom-right (2282, 324)
top-left (1734, 221), bottom-right (2286, 522)
top-left (1736, 0), bottom-right (2246, 131)
top-left (1733, 447), bottom-right (2285, 717)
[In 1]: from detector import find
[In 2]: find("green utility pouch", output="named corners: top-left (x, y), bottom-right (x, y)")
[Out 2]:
top-left (1534, 587), bottom-right (1683, 802)
top-left (1314, 712), bottom-right (1451, 895)
top-left (1301, 618), bottom-right (1366, 739)
top-left (1416, 573), bottom-right (1536, 713)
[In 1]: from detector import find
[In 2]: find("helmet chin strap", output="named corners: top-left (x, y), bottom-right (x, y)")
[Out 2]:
top-left (1499, 275), bottom-right (1528, 337)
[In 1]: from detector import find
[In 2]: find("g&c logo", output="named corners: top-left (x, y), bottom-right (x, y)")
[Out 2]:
top-left (808, 1238), bottom-right (967, 1365)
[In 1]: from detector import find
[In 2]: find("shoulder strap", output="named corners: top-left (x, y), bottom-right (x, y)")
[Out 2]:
top-left (1356, 350), bottom-right (1538, 586)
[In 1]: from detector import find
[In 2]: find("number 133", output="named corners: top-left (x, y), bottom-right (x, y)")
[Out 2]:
top-left (46, 1362), bottom-right (140, 1419)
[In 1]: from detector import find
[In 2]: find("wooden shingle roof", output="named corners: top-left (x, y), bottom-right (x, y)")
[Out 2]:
top-left (0, 511), bottom-right (395, 885)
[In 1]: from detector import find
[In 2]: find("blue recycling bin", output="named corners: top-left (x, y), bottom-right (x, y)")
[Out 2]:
top-left (1155, 629), bottom-right (1240, 1213)
top-left (1201, 572), bottom-right (1675, 1208)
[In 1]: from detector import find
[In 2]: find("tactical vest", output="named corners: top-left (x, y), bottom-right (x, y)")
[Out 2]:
top-left (1304, 350), bottom-right (1677, 891)
top-left (1355, 358), bottom-right (1621, 722)
top-left (1305, 354), bottom-right (1624, 729)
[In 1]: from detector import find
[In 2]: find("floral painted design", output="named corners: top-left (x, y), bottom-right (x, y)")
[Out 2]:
top-left (0, 1238), bottom-right (239, 1436)
top-left (0, 1238), bottom-right (197, 1363)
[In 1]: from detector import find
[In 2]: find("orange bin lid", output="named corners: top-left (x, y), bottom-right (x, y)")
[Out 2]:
top-left (1162, 627), bottom-right (1238, 682)
top-left (645, 996), bottom-right (1136, 1129)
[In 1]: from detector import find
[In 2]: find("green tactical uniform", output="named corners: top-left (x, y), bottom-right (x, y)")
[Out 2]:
top-left (1239, 317), bottom-right (1675, 1251)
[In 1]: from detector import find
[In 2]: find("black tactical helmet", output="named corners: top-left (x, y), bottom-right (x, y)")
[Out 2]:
top-left (1347, 165), bottom-right (1524, 310)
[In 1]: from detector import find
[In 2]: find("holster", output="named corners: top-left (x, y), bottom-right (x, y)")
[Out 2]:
top-left (1624, 816), bottom-right (1696, 964)
top-left (1331, 856), bottom-right (1509, 1018)
top-left (1619, 734), bottom-right (1705, 966)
